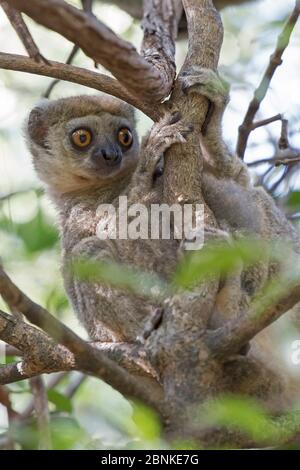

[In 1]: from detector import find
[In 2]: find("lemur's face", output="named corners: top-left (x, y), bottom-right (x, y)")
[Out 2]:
top-left (26, 95), bottom-right (139, 193)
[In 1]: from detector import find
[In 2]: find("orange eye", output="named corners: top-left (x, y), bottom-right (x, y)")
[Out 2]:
top-left (71, 129), bottom-right (92, 148)
top-left (118, 128), bottom-right (133, 148)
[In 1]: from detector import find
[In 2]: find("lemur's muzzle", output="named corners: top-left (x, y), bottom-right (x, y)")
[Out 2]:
top-left (91, 143), bottom-right (122, 167)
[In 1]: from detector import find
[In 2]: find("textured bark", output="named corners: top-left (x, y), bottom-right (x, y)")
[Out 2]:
top-left (0, 309), bottom-right (163, 404)
top-left (141, 0), bottom-right (182, 94)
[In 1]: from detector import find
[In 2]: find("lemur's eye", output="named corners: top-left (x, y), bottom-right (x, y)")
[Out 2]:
top-left (118, 128), bottom-right (133, 148)
top-left (71, 129), bottom-right (92, 148)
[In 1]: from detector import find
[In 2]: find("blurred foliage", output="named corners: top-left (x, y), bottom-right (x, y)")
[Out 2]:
top-left (1, 0), bottom-right (300, 451)
top-left (73, 257), bottom-right (169, 299)
top-left (0, 205), bottom-right (58, 254)
top-left (10, 415), bottom-right (89, 450)
top-left (198, 395), bottom-right (300, 448)
top-left (173, 238), bottom-right (279, 289)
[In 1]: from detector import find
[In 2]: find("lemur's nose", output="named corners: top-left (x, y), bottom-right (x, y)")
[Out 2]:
top-left (92, 145), bottom-right (122, 167)
top-left (101, 148), bottom-right (120, 162)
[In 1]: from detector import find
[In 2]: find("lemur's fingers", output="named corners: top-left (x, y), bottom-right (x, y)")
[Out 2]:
top-left (181, 66), bottom-right (230, 108)
top-left (148, 112), bottom-right (193, 156)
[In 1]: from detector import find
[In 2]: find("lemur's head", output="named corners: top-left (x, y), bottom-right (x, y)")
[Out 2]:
top-left (26, 95), bottom-right (139, 194)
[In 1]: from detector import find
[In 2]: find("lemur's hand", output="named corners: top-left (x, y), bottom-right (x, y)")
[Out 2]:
top-left (141, 112), bottom-right (193, 173)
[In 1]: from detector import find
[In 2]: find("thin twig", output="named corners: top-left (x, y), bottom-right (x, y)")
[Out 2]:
top-left (30, 376), bottom-right (52, 450)
top-left (1, 1), bottom-right (48, 64)
top-left (275, 156), bottom-right (300, 167)
top-left (0, 385), bottom-right (19, 420)
top-left (22, 372), bottom-right (67, 418)
top-left (251, 113), bottom-right (282, 130)
top-left (278, 118), bottom-right (290, 150)
top-left (248, 150), bottom-right (300, 168)
top-left (236, 1), bottom-right (300, 159)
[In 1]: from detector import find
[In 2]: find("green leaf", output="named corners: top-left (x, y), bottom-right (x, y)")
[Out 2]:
top-left (47, 390), bottom-right (73, 413)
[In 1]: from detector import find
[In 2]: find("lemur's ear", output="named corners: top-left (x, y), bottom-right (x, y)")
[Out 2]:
top-left (27, 99), bottom-right (51, 148)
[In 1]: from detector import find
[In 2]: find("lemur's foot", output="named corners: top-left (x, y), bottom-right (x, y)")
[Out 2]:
top-left (147, 112), bottom-right (193, 163)
top-left (181, 66), bottom-right (230, 108)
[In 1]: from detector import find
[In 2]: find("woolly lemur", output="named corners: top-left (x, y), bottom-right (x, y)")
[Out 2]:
top-left (26, 95), bottom-right (191, 342)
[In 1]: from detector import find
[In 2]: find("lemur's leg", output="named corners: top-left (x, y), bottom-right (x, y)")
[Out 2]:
top-left (181, 67), bottom-right (250, 187)
top-left (127, 113), bottom-right (193, 202)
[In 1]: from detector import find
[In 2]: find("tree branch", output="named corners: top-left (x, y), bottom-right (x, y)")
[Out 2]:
top-left (141, 0), bottom-right (182, 97)
top-left (236, 0), bottom-right (300, 160)
top-left (0, 310), bottom-right (75, 381)
top-left (29, 376), bottom-right (52, 450)
top-left (275, 156), bottom-right (300, 167)
top-left (0, 307), bottom-right (157, 384)
top-left (9, 0), bottom-right (174, 103)
top-left (248, 149), bottom-right (300, 168)
top-left (251, 114), bottom-right (282, 131)
top-left (0, 52), bottom-right (159, 120)
top-left (1, 1), bottom-right (48, 63)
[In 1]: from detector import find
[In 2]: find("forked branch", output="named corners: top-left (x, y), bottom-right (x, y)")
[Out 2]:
top-left (9, 0), bottom-right (176, 103)
top-left (236, 0), bottom-right (300, 160)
